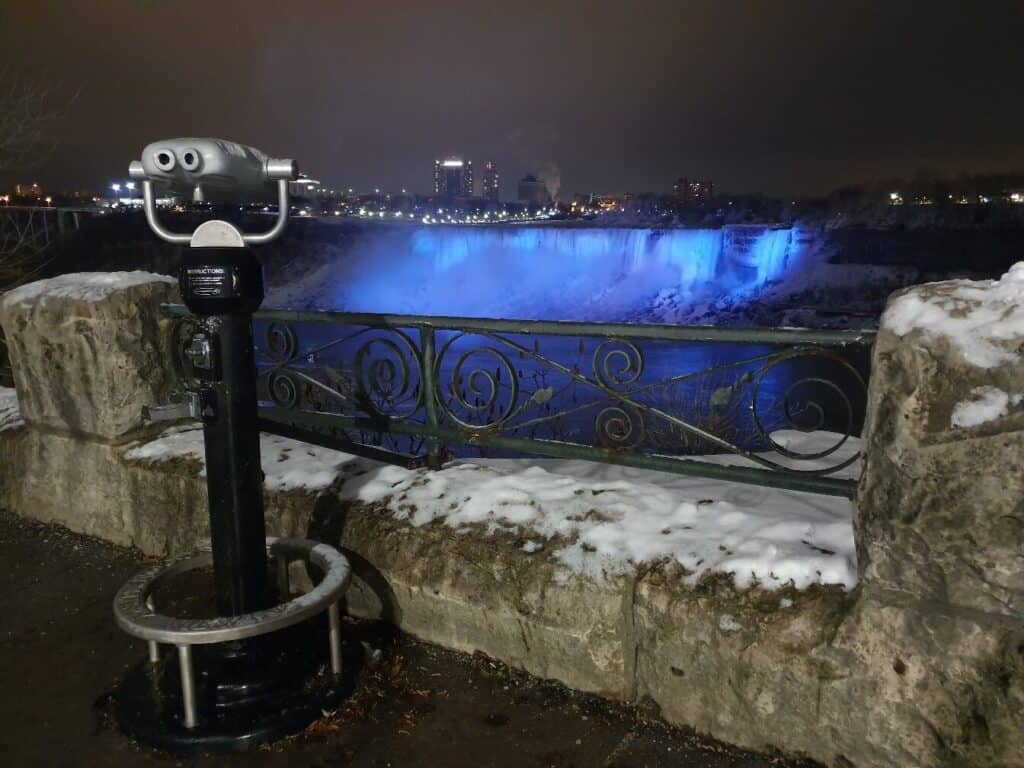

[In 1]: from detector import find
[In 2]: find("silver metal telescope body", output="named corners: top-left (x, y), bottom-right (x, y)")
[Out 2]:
top-left (129, 138), bottom-right (298, 246)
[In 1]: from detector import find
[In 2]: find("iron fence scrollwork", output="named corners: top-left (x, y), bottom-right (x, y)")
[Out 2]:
top-left (163, 304), bottom-right (874, 497)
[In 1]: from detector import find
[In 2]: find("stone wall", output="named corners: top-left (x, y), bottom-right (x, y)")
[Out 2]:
top-left (0, 272), bottom-right (180, 442)
top-left (838, 266), bottom-right (1024, 766)
top-left (1, 269), bottom-right (1022, 767)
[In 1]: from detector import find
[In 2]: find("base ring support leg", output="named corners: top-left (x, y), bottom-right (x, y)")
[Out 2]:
top-left (328, 603), bottom-right (342, 676)
top-left (177, 644), bottom-right (197, 729)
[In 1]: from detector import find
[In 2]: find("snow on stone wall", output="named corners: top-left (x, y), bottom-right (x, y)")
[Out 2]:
top-left (1, 271), bottom-right (176, 310)
top-left (340, 451), bottom-right (858, 591)
top-left (882, 261), bottom-right (1024, 367)
top-left (124, 425), bottom-right (357, 493)
top-left (127, 423), bottom-right (859, 591)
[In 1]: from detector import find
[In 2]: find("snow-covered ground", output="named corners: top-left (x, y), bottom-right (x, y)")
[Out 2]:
top-left (0, 386), bottom-right (23, 433)
top-left (126, 421), bottom-right (859, 592)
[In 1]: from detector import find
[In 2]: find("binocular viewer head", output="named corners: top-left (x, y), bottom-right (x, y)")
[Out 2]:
top-left (130, 138), bottom-right (298, 200)
top-left (129, 138), bottom-right (299, 246)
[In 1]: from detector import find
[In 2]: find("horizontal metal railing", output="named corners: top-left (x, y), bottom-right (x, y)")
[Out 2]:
top-left (163, 304), bottom-right (875, 498)
top-left (163, 304), bottom-right (874, 346)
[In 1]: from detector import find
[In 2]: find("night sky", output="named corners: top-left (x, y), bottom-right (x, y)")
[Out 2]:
top-left (1, 0), bottom-right (1023, 198)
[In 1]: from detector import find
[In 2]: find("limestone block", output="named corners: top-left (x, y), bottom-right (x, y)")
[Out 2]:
top-left (632, 568), bottom-right (849, 762)
top-left (818, 587), bottom-right (1024, 768)
top-left (327, 498), bottom-right (635, 699)
top-left (845, 264), bottom-right (1024, 767)
top-left (3, 425), bottom-right (329, 557)
top-left (857, 267), bottom-right (1024, 615)
top-left (6, 427), bottom-right (207, 554)
top-left (0, 418), bottom-right (25, 507)
top-left (0, 272), bottom-right (180, 442)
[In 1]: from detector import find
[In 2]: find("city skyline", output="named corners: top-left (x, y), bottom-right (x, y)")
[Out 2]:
top-left (1, 2), bottom-right (1023, 198)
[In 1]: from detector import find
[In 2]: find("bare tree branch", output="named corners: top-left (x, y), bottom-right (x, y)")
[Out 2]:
top-left (0, 71), bottom-right (78, 290)
top-left (0, 69), bottom-right (76, 174)
top-left (0, 207), bottom-right (57, 290)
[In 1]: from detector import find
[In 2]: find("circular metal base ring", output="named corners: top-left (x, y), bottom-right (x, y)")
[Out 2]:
top-left (112, 537), bottom-right (350, 739)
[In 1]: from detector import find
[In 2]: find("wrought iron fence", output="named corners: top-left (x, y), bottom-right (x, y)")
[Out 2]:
top-left (163, 304), bottom-right (874, 498)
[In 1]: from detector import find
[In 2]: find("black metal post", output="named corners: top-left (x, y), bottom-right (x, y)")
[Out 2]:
top-left (200, 314), bottom-right (267, 614)
top-left (180, 247), bottom-right (268, 615)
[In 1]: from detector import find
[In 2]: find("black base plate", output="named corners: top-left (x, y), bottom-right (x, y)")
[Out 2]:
top-left (110, 617), bottom-right (357, 756)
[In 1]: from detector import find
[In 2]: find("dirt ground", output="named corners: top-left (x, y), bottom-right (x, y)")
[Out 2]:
top-left (0, 509), bottom-right (819, 768)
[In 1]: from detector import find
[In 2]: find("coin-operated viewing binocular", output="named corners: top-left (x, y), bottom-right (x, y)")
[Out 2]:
top-left (128, 136), bottom-right (298, 613)
top-left (112, 140), bottom-right (351, 754)
top-left (129, 137), bottom-right (298, 245)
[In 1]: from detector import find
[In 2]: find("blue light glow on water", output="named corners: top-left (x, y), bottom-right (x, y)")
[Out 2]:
top-left (272, 224), bottom-right (803, 320)
top-left (258, 224), bottom-right (872, 456)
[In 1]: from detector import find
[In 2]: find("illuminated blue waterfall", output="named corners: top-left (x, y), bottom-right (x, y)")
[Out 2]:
top-left (274, 225), bottom-right (803, 320)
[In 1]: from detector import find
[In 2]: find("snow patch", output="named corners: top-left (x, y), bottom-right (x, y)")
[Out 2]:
top-left (1, 271), bottom-right (175, 310)
top-left (124, 425), bottom-right (358, 493)
top-left (124, 424), bottom-right (204, 463)
top-left (126, 422), bottom-right (859, 591)
top-left (633, 261), bottom-right (914, 330)
top-left (718, 614), bottom-right (744, 632)
top-left (882, 262), bottom-right (1024, 368)
top-left (950, 386), bottom-right (1022, 428)
top-left (0, 386), bottom-right (23, 433)
top-left (338, 431), bottom-right (860, 591)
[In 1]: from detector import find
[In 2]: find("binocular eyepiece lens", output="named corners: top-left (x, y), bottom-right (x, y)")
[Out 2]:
top-left (155, 150), bottom-right (176, 172)
top-left (180, 149), bottom-right (201, 171)
top-left (152, 147), bottom-right (201, 173)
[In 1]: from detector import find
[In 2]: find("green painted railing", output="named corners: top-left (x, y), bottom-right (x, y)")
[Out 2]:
top-left (163, 304), bottom-right (875, 498)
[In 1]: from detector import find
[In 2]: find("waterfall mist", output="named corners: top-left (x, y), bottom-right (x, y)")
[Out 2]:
top-left (267, 225), bottom-right (805, 321)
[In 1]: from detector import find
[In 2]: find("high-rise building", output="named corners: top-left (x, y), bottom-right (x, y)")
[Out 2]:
top-left (481, 161), bottom-right (499, 201)
top-left (289, 174), bottom-right (321, 198)
top-left (13, 182), bottom-right (41, 198)
top-left (434, 157), bottom-right (473, 197)
top-left (517, 174), bottom-right (549, 205)
top-left (673, 177), bottom-right (713, 202)
top-left (687, 179), bottom-right (713, 201)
